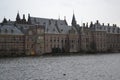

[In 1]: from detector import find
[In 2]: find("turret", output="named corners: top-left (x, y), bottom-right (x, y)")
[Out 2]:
top-left (90, 22), bottom-right (93, 28)
top-left (22, 14), bottom-right (26, 23)
top-left (16, 12), bottom-right (21, 23)
top-left (2, 17), bottom-right (7, 23)
top-left (28, 13), bottom-right (31, 24)
top-left (96, 20), bottom-right (99, 24)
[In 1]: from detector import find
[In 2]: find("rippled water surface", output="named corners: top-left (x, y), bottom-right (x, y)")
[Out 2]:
top-left (0, 54), bottom-right (120, 80)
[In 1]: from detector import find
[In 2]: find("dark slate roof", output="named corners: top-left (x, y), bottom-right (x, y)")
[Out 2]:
top-left (30, 17), bottom-right (71, 34)
top-left (0, 24), bottom-right (24, 35)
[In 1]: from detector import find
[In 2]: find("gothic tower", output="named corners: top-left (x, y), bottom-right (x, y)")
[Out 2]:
top-left (28, 13), bottom-right (31, 24)
top-left (22, 14), bottom-right (26, 23)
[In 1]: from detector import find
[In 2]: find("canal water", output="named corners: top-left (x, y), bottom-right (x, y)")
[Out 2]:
top-left (0, 54), bottom-right (120, 80)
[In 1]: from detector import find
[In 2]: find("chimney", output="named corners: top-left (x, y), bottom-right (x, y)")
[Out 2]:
top-left (113, 24), bottom-right (115, 27)
top-left (86, 23), bottom-right (88, 28)
top-left (83, 23), bottom-right (85, 27)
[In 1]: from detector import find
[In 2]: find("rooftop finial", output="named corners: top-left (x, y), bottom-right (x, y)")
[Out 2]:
top-left (64, 16), bottom-right (66, 20)
top-left (58, 14), bottom-right (60, 20)
top-left (18, 10), bottom-right (19, 14)
top-left (73, 10), bottom-right (74, 14)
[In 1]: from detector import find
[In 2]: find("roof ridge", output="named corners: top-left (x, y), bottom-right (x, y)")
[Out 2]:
top-left (30, 17), bottom-right (65, 21)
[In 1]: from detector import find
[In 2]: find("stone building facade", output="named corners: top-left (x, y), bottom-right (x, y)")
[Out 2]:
top-left (0, 24), bottom-right (25, 56)
top-left (0, 13), bottom-right (120, 56)
top-left (25, 25), bottom-right (45, 55)
top-left (81, 20), bottom-right (120, 52)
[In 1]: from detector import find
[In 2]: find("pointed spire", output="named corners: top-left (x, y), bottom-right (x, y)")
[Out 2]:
top-left (64, 16), bottom-right (66, 20)
top-left (16, 11), bottom-right (21, 22)
top-left (64, 16), bottom-right (68, 25)
top-left (58, 14), bottom-right (60, 20)
top-left (71, 13), bottom-right (77, 26)
top-left (2, 17), bottom-right (7, 23)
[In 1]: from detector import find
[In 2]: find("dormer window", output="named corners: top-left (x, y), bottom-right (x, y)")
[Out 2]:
top-left (49, 20), bottom-right (51, 25)
top-left (43, 22), bottom-right (46, 25)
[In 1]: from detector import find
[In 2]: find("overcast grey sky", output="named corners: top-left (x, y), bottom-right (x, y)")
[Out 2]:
top-left (0, 0), bottom-right (120, 26)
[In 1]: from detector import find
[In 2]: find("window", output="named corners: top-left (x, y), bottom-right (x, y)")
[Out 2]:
top-left (38, 36), bottom-right (43, 40)
top-left (61, 40), bottom-right (63, 43)
top-left (61, 29), bottom-right (63, 31)
top-left (29, 31), bottom-right (32, 35)
top-left (37, 29), bottom-right (40, 34)
top-left (57, 45), bottom-right (59, 48)
top-left (71, 40), bottom-right (74, 43)
top-left (54, 39), bottom-right (56, 42)
top-left (71, 45), bottom-right (74, 48)
top-left (57, 40), bottom-right (59, 42)
top-left (50, 39), bottom-right (52, 42)
top-left (65, 40), bottom-right (67, 43)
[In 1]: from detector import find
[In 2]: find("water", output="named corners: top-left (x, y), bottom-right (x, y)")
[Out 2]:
top-left (0, 54), bottom-right (120, 80)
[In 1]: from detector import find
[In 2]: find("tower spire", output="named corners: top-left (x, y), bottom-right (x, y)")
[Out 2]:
top-left (71, 12), bottom-right (77, 26)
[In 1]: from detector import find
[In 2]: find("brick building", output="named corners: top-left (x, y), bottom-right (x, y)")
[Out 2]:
top-left (0, 13), bottom-right (120, 56)
top-left (0, 24), bottom-right (25, 56)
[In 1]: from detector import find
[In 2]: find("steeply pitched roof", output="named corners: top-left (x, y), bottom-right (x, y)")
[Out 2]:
top-left (30, 17), bottom-right (70, 34)
top-left (0, 24), bottom-right (24, 35)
